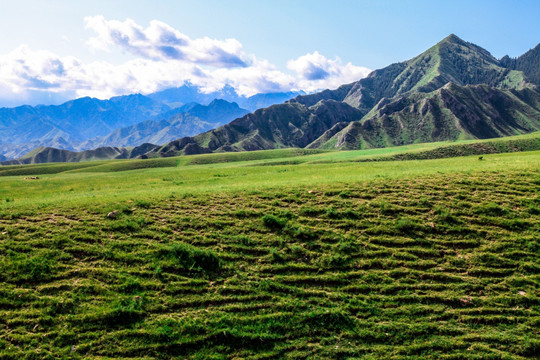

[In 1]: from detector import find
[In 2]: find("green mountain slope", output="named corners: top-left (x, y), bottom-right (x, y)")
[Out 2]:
top-left (342, 34), bottom-right (528, 111)
top-left (327, 84), bottom-right (540, 150)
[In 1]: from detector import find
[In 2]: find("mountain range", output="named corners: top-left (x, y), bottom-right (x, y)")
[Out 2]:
top-left (2, 34), bottom-right (540, 165)
top-left (148, 84), bottom-right (304, 112)
top-left (143, 34), bottom-right (540, 157)
top-left (0, 86), bottom-right (301, 160)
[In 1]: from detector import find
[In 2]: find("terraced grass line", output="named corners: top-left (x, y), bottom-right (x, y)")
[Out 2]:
top-left (0, 165), bottom-right (538, 359)
top-left (367, 137), bottom-right (540, 162)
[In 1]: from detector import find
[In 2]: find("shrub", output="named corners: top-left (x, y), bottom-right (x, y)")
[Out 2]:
top-left (475, 202), bottom-right (508, 216)
top-left (135, 200), bottom-right (152, 209)
top-left (261, 214), bottom-right (287, 229)
top-left (395, 217), bottom-right (423, 234)
top-left (1, 252), bottom-right (56, 283)
top-left (159, 243), bottom-right (221, 273)
top-left (326, 206), bottom-right (340, 219)
top-left (318, 253), bottom-right (351, 269)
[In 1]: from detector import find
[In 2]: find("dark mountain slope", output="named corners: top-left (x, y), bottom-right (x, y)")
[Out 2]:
top-left (328, 84), bottom-right (540, 150)
top-left (146, 100), bottom-right (363, 156)
top-left (1, 143), bottom-right (159, 165)
top-left (500, 43), bottom-right (540, 86)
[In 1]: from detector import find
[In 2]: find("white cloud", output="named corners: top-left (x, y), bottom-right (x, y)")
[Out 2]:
top-left (0, 17), bottom-right (371, 106)
top-left (288, 51), bottom-right (371, 92)
top-left (85, 16), bottom-right (248, 67)
top-left (0, 45), bottom-right (79, 96)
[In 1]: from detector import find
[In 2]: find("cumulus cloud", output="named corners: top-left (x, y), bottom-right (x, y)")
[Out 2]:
top-left (0, 17), bottom-right (372, 106)
top-left (0, 46), bottom-right (79, 98)
top-left (85, 16), bottom-right (248, 67)
top-left (288, 51), bottom-right (371, 92)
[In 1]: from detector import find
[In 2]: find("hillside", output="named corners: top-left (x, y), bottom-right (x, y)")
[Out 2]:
top-left (327, 84), bottom-right (540, 150)
top-left (0, 140), bottom-right (538, 359)
top-left (0, 131), bottom-right (537, 173)
top-left (145, 35), bottom-right (540, 157)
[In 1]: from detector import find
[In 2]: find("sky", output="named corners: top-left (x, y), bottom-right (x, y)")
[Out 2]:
top-left (0, 0), bottom-right (538, 107)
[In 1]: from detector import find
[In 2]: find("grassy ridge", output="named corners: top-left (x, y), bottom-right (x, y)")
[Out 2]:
top-left (367, 137), bottom-right (540, 162)
top-left (0, 139), bottom-right (539, 359)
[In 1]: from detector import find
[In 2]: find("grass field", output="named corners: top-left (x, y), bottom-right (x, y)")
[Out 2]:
top-left (0, 137), bottom-right (539, 359)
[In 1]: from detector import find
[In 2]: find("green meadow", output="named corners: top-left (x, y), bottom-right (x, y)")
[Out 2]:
top-left (0, 135), bottom-right (539, 359)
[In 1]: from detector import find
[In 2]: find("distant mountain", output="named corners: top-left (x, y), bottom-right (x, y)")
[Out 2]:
top-left (79, 100), bottom-right (249, 149)
top-left (148, 84), bottom-right (303, 111)
top-left (5, 35), bottom-right (539, 165)
top-left (0, 94), bottom-right (169, 143)
top-left (166, 99), bottom-right (250, 124)
top-left (0, 138), bottom-right (73, 161)
top-left (0, 94), bottom-right (169, 159)
top-left (143, 35), bottom-right (540, 157)
top-left (0, 85), bottom-right (297, 160)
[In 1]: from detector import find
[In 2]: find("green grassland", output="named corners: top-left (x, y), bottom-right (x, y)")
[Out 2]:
top-left (0, 136), bottom-right (539, 359)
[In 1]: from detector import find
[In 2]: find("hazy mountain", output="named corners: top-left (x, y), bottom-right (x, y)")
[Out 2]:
top-left (165, 99), bottom-right (250, 124)
top-left (78, 99), bottom-right (249, 149)
top-left (148, 84), bottom-right (303, 111)
top-left (0, 94), bottom-right (169, 158)
top-left (143, 35), bottom-right (540, 157)
top-left (0, 138), bottom-right (73, 161)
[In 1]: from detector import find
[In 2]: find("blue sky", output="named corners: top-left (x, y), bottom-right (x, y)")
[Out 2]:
top-left (0, 0), bottom-right (538, 106)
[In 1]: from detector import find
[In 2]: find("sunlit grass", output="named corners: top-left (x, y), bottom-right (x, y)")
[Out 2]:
top-left (0, 135), bottom-right (539, 359)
